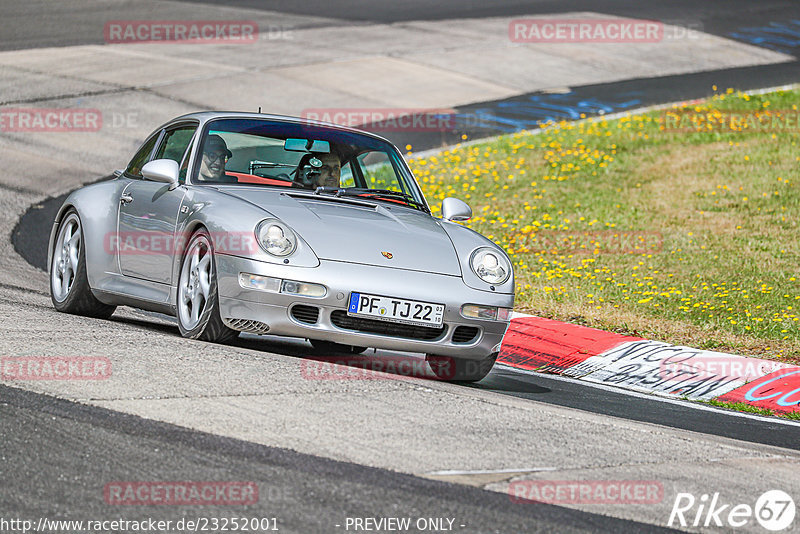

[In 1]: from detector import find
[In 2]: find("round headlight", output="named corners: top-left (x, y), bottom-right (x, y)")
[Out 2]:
top-left (256, 219), bottom-right (297, 257)
top-left (470, 247), bottom-right (511, 284)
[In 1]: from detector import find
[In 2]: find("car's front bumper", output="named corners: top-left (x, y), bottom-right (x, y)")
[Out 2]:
top-left (215, 254), bottom-right (513, 359)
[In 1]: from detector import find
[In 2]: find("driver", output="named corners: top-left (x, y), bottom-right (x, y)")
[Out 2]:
top-left (315, 152), bottom-right (341, 188)
top-left (198, 134), bottom-right (236, 182)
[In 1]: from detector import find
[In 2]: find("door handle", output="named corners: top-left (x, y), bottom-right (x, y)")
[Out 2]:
top-left (120, 193), bottom-right (134, 204)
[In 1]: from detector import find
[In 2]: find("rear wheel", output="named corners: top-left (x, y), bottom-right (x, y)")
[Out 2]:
top-left (309, 339), bottom-right (368, 355)
top-left (50, 210), bottom-right (116, 319)
top-left (426, 352), bottom-right (498, 382)
top-left (176, 229), bottom-right (237, 342)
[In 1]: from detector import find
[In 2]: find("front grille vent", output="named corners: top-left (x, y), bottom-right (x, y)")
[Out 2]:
top-left (452, 326), bottom-right (480, 344)
top-left (226, 318), bottom-right (270, 335)
top-left (291, 305), bottom-right (320, 324)
top-left (330, 310), bottom-right (445, 341)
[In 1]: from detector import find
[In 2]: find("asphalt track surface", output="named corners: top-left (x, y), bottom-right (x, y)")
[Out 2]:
top-left (2, 0), bottom-right (798, 47)
top-left (1, 384), bottom-right (678, 534)
top-left (482, 366), bottom-right (800, 451)
top-left (4, 1), bottom-right (800, 531)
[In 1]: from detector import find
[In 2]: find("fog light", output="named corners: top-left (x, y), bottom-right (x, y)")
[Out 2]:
top-left (280, 279), bottom-right (326, 298)
top-left (461, 304), bottom-right (497, 320)
top-left (239, 273), bottom-right (280, 292)
top-left (461, 305), bottom-right (513, 322)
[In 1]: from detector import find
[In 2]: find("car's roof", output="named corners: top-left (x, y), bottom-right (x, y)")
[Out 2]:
top-left (166, 111), bottom-right (393, 145)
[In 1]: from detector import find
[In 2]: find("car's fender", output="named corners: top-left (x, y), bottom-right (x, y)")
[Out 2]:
top-left (48, 176), bottom-right (129, 289)
top-left (440, 220), bottom-right (515, 295)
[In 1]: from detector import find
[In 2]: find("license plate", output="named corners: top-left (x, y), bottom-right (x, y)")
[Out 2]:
top-left (348, 292), bottom-right (445, 327)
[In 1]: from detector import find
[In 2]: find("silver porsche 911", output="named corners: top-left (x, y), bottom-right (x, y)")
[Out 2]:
top-left (48, 112), bottom-right (514, 381)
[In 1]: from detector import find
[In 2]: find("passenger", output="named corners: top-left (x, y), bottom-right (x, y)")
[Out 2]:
top-left (198, 134), bottom-right (236, 182)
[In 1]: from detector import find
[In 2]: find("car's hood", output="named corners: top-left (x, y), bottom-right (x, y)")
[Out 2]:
top-left (216, 187), bottom-right (462, 275)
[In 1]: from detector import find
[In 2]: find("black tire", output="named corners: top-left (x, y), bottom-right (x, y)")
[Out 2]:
top-left (426, 352), bottom-right (498, 382)
top-left (309, 339), bottom-right (368, 355)
top-left (50, 209), bottom-right (116, 319)
top-left (176, 228), bottom-right (237, 343)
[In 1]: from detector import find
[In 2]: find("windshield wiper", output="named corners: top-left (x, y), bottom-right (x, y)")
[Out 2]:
top-left (314, 187), bottom-right (428, 211)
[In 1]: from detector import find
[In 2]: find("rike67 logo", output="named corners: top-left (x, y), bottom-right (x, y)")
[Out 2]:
top-left (669, 490), bottom-right (795, 531)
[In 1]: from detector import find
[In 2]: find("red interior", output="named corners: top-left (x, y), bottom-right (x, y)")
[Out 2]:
top-left (225, 171), bottom-right (294, 186)
top-left (353, 195), bottom-right (408, 206)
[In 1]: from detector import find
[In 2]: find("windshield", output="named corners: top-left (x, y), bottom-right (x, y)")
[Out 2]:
top-left (192, 118), bottom-right (429, 212)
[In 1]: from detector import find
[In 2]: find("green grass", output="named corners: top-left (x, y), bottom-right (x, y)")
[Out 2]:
top-left (411, 87), bottom-right (800, 364)
top-left (703, 397), bottom-right (799, 420)
top-left (703, 398), bottom-right (774, 417)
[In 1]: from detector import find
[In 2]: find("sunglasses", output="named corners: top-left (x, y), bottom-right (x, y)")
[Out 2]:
top-left (204, 151), bottom-right (229, 163)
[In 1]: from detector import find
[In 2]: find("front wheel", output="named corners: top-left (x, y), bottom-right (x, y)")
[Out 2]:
top-left (50, 210), bottom-right (116, 319)
top-left (426, 352), bottom-right (498, 382)
top-left (176, 229), bottom-right (237, 342)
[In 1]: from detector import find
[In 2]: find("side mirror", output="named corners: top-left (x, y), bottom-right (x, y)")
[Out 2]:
top-left (442, 197), bottom-right (472, 222)
top-left (141, 159), bottom-right (180, 188)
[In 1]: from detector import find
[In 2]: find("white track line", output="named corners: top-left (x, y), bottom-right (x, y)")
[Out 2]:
top-left (426, 467), bottom-right (558, 476)
top-left (496, 363), bottom-right (800, 427)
